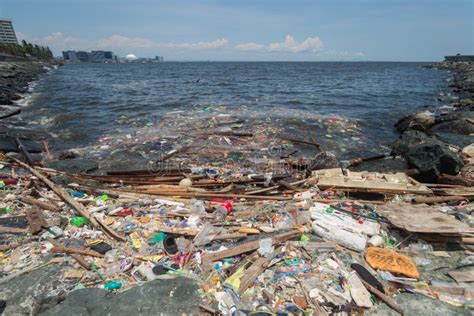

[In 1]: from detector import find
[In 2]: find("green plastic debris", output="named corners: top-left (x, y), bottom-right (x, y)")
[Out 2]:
top-left (99, 194), bottom-right (108, 201)
top-left (1, 207), bottom-right (12, 214)
top-left (104, 281), bottom-right (122, 291)
top-left (149, 232), bottom-right (166, 245)
top-left (70, 216), bottom-right (90, 227)
top-left (300, 234), bottom-right (310, 242)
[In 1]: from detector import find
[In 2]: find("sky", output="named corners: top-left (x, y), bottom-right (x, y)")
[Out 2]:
top-left (1, 0), bottom-right (473, 61)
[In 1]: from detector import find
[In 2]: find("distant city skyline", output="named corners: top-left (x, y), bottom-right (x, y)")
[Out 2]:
top-left (1, 0), bottom-right (473, 61)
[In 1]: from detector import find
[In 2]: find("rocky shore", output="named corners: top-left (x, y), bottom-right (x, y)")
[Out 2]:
top-left (390, 61), bottom-right (473, 184)
top-left (0, 61), bottom-right (52, 106)
top-left (0, 61), bottom-right (57, 162)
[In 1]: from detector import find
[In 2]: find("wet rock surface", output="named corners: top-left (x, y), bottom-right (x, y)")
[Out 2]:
top-left (0, 62), bottom-right (49, 105)
top-left (44, 159), bottom-right (99, 174)
top-left (40, 277), bottom-right (201, 316)
top-left (0, 263), bottom-right (75, 316)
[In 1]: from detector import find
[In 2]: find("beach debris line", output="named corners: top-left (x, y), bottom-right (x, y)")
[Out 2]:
top-left (1, 150), bottom-right (474, 315)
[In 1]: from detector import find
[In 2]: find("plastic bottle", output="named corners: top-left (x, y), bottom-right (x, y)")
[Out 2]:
top-left (70, 217), bottom-right (90, 227)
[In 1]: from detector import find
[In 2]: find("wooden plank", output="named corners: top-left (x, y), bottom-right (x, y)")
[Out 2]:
top-left (448, 271), bottom-right (474, 283)
top-left (26, 207), bottom-right (48, 234)
top-left (376, 203), bottom-right (474, 235)
top-left (201, 230), bottom-right (301, 263)
top-left (20, 196), bottom-right (61, 212)
top-left (238, 257), bottom-right (269, 295)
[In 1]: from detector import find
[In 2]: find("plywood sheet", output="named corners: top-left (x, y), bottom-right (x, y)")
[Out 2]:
top-left (376, 203), bottom-right (474, 235)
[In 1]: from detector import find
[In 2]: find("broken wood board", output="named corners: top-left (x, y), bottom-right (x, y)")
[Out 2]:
top-left (312, 168), bottom-right (432, 195)
top-left (448, 271), bottom-right (474, 283)
top-left (376, 203), bottom-right (474, 235)
top-left (201, 230), bottom-right (301, 263)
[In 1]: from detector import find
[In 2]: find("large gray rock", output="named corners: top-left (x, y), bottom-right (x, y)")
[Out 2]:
top-left (40, 277), bottom-right (201, 316)
top-left (406, 143), bottom-right (464, 182)
top-left (0, 263), bottom-right (75, 315)
top-left (395, 112), bottom-right (435, 133)
top-left (392, 131), bottom-right (464, 182)
top-left (432, 118), bottom-right (474, 135)
top-left (391, 130), bottom-right (437, 156)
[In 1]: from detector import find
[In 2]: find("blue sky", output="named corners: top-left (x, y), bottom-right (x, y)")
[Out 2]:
top-left (1, 0), bottom-right (472, 61)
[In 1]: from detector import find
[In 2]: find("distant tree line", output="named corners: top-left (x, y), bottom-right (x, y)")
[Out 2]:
top-left (0, 40), bottom-right (53, 60)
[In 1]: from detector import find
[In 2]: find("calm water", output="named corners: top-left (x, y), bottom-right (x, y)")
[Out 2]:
top-left (18, 62), bottom-right (449, 164)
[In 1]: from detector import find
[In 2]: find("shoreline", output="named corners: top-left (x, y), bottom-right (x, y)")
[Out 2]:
top-left (1, 59), bottom-right (472, 184)
top-left (0, 59), bottom-right (473, 315)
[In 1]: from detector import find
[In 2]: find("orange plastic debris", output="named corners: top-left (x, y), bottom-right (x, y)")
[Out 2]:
top-left (365, 247), bottom-right (419, 279)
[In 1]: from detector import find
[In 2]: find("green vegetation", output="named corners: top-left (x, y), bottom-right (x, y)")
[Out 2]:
top-left (0, 40), bottom-right (53, 60)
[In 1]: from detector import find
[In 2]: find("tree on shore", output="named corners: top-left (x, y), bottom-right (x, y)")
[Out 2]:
top-left (0, 40), bottom-right (53, 60)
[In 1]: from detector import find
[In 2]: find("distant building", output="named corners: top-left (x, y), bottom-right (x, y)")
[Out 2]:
top-left (76, 51), bottom-right (90, 62)
top-left (444, 54), bottom-right (474, 62)
top-left (62, 50), bottom-right (78, 61)
top-left (90, 50), bottom-right (106, 63)
top-left (0, 19), bottom-right (18, 44)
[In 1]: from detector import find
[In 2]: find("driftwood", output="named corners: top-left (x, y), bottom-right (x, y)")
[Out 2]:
top-left (278, 136), bottom-right (320, 148)
top-left (361, 279), bottom-right (404, 315)
top-left (20, 196), bottom-right (61, 212)
top-left (8, 155), bottom-right (125, 241)
top-left (15, 137), bottom-right (34, 165)
top-left (238, 256), bottom-right (269, 295)
top-left (26, 207), bottom-right (48, 234)
top-left (51, 245), bottom-right (104, 258)
top-left (411, 195), bottom-right (469, 204)
top-left (438, 174), bottom-right (474, 187)
top-left (47, 237), bottom-right (91, 270)
top-left (201, 230), bottom-right (301, 263)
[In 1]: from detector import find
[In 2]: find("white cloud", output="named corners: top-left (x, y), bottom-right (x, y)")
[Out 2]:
top-left (96, 35), bottom-right (156, 48)
top-left (235, 35), bottom-right (325, 54)
top-left (235, 42), bottom-right (265, 51)
top-left (268, 35), bottom-right (324, 53)
top-left (96, 35), bottom-right (228, 50)
top-left (19, 32), bottom-right (364, 59)
top-left (159, 38), bottom-right (228, 50)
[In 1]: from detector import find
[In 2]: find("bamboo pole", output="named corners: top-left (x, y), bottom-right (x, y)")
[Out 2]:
top-left (8, 155), bottom-right (125, 241)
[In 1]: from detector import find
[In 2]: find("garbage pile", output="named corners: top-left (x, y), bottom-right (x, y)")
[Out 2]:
top-left (0, 153), bottom-right (473, 315)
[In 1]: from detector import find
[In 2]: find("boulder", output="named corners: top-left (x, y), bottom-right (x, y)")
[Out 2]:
top-left (392, 131), bottom-right (464, 183)
top-left (405, 143), bottom-right (464, 183)
top-left (391, 130), bottom-right (437, 156)
top-left (40, 277), bottom-right (201, 316)
top-left (395, 112), bottom-right (435, 133)
top-left (432, 117), bottom-right (474, 135)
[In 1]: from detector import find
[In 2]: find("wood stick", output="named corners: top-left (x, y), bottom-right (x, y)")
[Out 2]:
top-left (245, 184), bottom-right (280, 195)
top-left (15, 137), bottom-right (34, 165)
top-left (238, 256), bottom-right (269, 295)
top-left (360, 279), bottom-right (404, 315)
top-left (278, 136), bottom-right (320, 148)
top-left (201, 230), bottom-right (301, 263)
top-left (20, 196), bottom-right (61, 211)
top-left (51, 245), bottom-right (104, 258)
top-left (411, 195), bottom-right (469, 204)
top-left (8, 155), bottom-right (125, 241)
top-left (47, 237), bottom-right (91, 270)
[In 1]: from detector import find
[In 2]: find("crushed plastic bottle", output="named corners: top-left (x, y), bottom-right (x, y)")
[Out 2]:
top-left (70, 217), bottom-right (90, 227)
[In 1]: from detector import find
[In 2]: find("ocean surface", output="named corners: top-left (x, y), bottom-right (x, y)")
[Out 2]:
top-left (16, 62), bottom-right (450, 168)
